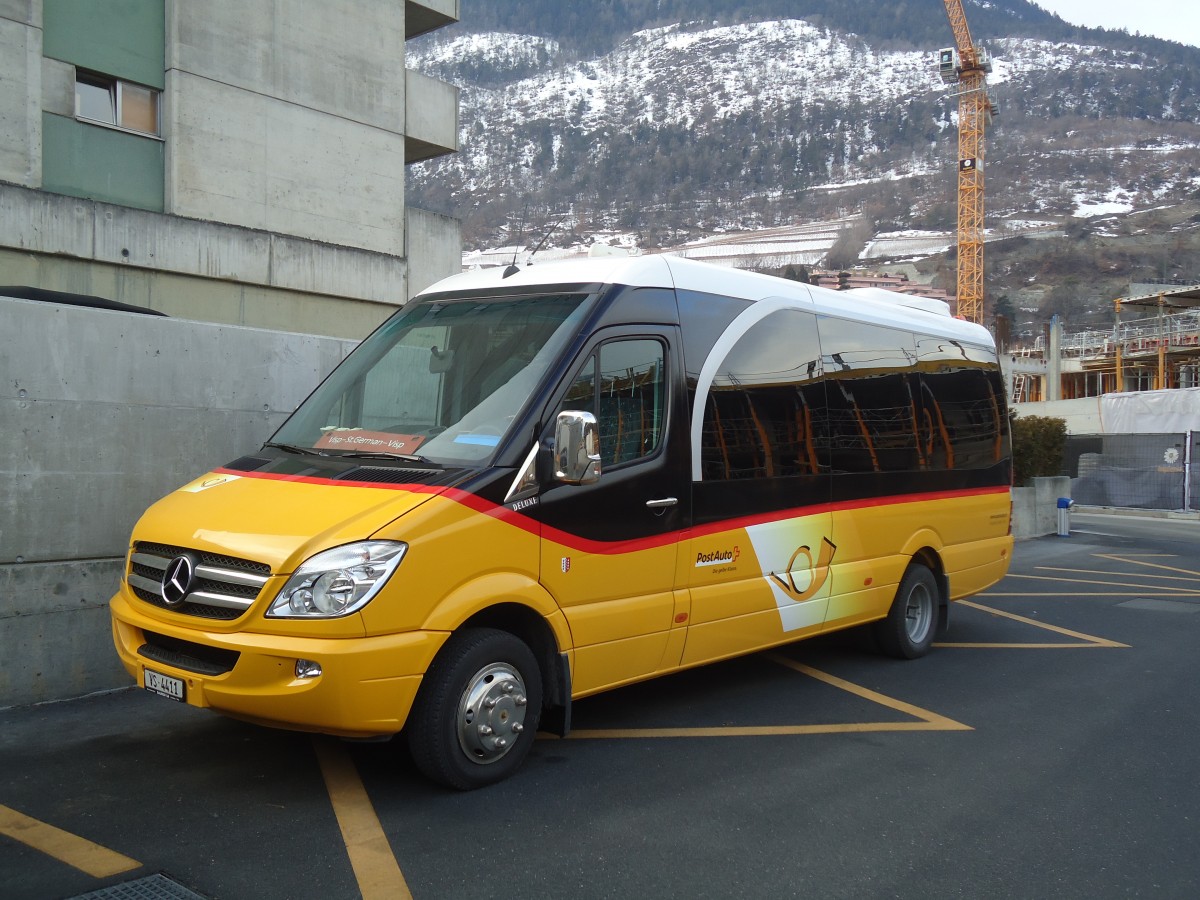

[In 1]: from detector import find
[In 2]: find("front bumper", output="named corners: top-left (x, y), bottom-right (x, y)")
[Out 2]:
top-left (110, 592), bottom-right (448, 738)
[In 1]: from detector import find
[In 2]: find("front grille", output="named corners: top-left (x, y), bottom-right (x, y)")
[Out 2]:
top-left (139, 630), bottom-right (240, 675)
top-left (136, 542), bottom-right (272, 576)
top-left (128, 542), bottom-right (272, 620)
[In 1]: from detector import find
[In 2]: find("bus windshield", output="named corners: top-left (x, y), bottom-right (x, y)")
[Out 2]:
top-left (271, 292), bottom-right (592, 466)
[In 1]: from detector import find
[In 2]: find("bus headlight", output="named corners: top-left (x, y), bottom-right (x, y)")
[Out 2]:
top-left (266, 541), bottom-right (407, 618)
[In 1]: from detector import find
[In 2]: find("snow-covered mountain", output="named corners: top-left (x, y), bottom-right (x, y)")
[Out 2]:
top-left (408, 0), bottom-right (1200, 326)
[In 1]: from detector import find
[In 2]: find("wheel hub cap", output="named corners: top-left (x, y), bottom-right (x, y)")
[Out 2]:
top-left (456, 663), bottom-right (529, 765)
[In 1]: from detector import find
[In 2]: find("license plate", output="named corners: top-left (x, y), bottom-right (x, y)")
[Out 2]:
top-left (144, 668), bottom-right (186, 702)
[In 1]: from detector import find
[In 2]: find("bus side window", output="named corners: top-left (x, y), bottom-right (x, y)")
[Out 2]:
top-left (816, 319), bottom-right (919, 474)
top-left (563, 353), bottom-right (596, 410)
top-left (700, 309), bottom-right (826, 481)
top-left (561, 340), bottom-right (666, 468)
top-left (916, 338), bottom-right (1008, 470)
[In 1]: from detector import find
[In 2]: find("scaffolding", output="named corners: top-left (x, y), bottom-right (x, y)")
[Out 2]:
top-left (1007, 286), bottom-right (1200, 401)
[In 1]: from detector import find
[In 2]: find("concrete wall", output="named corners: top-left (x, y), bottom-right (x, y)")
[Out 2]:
top-left (1012, 476), bottom-right (1072, 540)
top-left (406, 68), bottom-right (459, 161)
top-left (406, 206), bottom-right (462, 295)
top-left (0, 1), bottom-right (41, 187)
top-left (1012, 397), bottom-right (1103, 434)
top-left (0, 184), bottom-right (418, 338)
top-left (0, 297), bottom-right (356, 707)
top-left (166, 1), bottom-right (409, 255)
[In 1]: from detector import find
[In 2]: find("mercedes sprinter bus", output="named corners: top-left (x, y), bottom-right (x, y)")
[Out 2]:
top-left (110, 255), bottom-right (1012, 789)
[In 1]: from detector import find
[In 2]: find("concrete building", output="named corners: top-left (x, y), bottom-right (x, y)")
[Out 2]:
top-left (1, 0), bottom-right (461, 339)
top-left (1, 1), bottom-right (462, 708)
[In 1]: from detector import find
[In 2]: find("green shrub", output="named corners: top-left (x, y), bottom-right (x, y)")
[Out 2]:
top-left (1010, 414), bottom-right (1067, 486)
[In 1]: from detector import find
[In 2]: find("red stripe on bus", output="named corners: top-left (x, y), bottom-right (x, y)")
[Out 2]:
top-left (215, 467), bottom-right (1008, 556)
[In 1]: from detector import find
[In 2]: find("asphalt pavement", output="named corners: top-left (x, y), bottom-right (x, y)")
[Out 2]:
top-left (3, 511), bottom-right (1198, 899)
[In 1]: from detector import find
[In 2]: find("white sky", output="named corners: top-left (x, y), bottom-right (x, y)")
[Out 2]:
top-left (1033, 1), bottom-right (1200, 48)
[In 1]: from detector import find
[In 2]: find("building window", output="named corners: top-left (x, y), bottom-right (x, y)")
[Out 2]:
top-left (75, 71), bottom-right (160, 137)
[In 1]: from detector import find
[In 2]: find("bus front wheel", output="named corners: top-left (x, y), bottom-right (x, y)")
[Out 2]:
top-left (407, 627), bottom-right (543, 790)
top-left (874, 564), bottom-right (939, 659)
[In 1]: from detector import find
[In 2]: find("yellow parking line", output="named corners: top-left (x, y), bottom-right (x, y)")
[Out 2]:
top-left (567, 721), bottom-right (965, 738)
top-left (771, 656), bottom-right (971, 729)
top-left (982, 591), bottom-right (1200, 597)
top-left (565, 658), bottom-right (970, 739)
top-left (945, 600), bottom-right (1129, 648)
top-left (313, 739), bottom-right (412, 900)
top-left (1030, 566), bottom-right (1200, 584)
top-left (1092, 553), bottom-right (1200, 578)
top-left (0, 804), bottom-right (140, 878)
top-left (1003, 573), bottom-right (1200, 593)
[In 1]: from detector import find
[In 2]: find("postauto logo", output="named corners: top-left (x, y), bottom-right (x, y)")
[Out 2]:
top-left (695, 546), bottom-right (740, 568)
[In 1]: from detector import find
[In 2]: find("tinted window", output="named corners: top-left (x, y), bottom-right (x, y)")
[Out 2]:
top-left (916, 337), bottom-right (1008, 470)
top-left (817, 317), bottom-right (921, 473)
top-left (677, 289), bottom-right (751, 390)
top-left (700, 308), bottom-right (826, 480)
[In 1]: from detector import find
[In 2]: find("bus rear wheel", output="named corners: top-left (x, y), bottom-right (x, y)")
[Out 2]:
top-left (874, 563), bottom-right (939, 659)
top-left (407, 627), bottom-right (543, 790)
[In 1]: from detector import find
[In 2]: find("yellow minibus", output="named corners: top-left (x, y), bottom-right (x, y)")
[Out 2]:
top-left (110, 255), bottom-right (1012, 788)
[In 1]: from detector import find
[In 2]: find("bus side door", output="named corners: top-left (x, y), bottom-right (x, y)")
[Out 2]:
top-left (533, 326), bottom-right (691, 696)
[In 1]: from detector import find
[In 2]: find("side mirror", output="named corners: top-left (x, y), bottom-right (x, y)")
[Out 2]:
top-left (554, 410), bottom-right (601, 485)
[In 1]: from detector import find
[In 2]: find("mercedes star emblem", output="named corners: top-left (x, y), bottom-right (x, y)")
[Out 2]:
top-left (161, 555), bottom-right (195, 606)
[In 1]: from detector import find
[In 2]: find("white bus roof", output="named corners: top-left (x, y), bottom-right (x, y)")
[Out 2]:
top-left (422, 255), bottom-right (994, 347)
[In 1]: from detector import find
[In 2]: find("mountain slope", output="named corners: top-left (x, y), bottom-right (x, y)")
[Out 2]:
top-left (407, 0), bottom-right (1200, 325)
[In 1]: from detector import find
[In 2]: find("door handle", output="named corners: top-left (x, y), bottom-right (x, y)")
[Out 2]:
top-left (645, 497), bottom-right (678, 509)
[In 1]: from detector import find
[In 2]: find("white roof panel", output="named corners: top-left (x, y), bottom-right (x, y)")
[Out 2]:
top-left (421, 256), bottom-right (994, 348)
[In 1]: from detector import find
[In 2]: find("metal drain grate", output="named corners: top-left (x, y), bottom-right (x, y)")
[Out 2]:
top-left (67, 873), bottom-right (208, 900)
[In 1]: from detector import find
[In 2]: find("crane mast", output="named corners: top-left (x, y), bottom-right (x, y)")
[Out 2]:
top-left (939, 0), bottom-right (994, 324)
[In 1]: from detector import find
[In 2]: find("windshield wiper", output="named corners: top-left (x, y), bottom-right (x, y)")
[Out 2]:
top-left (263, 441), bottom-right (326, 457)
top-left (334, 450), bottom-right (438, 465)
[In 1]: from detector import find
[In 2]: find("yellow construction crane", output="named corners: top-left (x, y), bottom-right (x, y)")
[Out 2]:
top-left (938, 0), bottom-right (996, 324)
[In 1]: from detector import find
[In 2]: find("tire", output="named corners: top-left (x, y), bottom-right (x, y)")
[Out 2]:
top-left (407, 628), bottom-right (542, 790)
top-left (873, 564), bottom-right (939, 659)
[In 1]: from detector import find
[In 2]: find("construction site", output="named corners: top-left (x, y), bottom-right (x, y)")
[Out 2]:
top-left (1007, 283), bottom-right (1200, 403)
top-left (458, 0), bottom-right (1200, 516)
